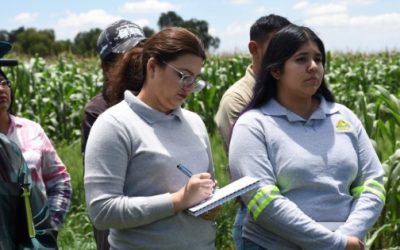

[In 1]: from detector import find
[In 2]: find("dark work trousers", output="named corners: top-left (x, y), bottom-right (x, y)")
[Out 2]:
top-left (93, 227), bottom-right (109, 250)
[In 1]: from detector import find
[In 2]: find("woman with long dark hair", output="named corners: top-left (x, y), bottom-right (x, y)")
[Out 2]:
top-left (229, 24), bottom-right (385, 250)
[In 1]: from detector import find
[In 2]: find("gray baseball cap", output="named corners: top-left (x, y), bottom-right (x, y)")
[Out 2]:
top-left (97, 19), bottom-right (146, 60)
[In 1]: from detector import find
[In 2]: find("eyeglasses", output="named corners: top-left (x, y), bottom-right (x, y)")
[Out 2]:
top-left (162, 61), bottom-right (206, 92)
top-left (0, 80), bottom-right (11, 88)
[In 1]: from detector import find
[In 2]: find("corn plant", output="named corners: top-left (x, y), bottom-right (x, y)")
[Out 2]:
top-left (2, 52), bottom-right (400, 249)
top-left (185, 55), bottom-right (251, 134)
top-left (4, 55), bottom-right (102, 143)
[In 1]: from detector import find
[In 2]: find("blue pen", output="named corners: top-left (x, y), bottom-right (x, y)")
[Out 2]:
top-left (177, 164), bottom-right (193, 177)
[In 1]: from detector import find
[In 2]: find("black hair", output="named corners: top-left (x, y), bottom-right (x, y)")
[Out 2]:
top-left (247, 24), bottom-right (335, 111)
top-left (250, 14), bottom-right (291, 44)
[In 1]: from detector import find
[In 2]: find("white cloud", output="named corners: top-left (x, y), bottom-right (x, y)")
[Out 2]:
top-left (133, 18), bottom-right (151, 28)
top-left (217, 21), bottom-right (252, 53)
top-left (338, 0), bottom-right (376, 6)
top-left (14, 12), bottom-right (39, 23)
top-left (120, 0), bottom-right (177, 13)
top-left (305, 4), bottom-right (347, 16)
top-left (54, 9), bottom-right (123, 40)
top-left (293, 1), bottom-right (310, 10)
top-left (222, 21), bottom-right (251, 37)
top-left (305, 12), bottom-right (400, 29)
top-left (54, 9), bottom-right (150, 39)
top-left (209, 26), bottom-right (217, 36)
top-left (350, 13), bottom-right (400, 28)
top-left (294, 2), bottom-right (348, 16)
top-left (255, 6), bottom-right (266, 14)
top-left (53, 9), bottom-right (153, 40)
top-left (295, 1), bottom-right (400, 30)
top-left (228, 0), bottom-right (252, 5)
top-left (305, 13), bottom-right (349, 26)
top-left (291, 1), bottom-right (400, 52)
top-left (306, 12), bottom-right (400, 52)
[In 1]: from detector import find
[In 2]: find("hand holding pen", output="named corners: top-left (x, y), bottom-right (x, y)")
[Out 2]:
top-left (171, 164), bottom-right (216, 213)
top-left (177, 163), bottom-right (219, 192)
top-left (175, 164), bottom-right (221, 220)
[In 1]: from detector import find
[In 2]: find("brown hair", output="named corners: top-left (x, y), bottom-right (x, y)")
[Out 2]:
top-left (107, 27), bottom-right (206, 106)
top-left (105, 46), bottom-right (143, 106)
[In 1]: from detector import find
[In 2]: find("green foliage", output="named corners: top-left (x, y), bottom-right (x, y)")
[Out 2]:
top-left (368, 145), bottom-right (400, 250)
top-left (158, 11), bottom-right (184, 27)
top-left (4, 52), bottom-right (400, 249)
top-left (143, 26), bottom-right (156, 38)
top-left (55, 142), bottom-right (95, 250)
top-left (185, 55), bottom-right (251, 134)
top-left (4, 55), bottom-right (102, 143)
top-left (211, 133), bottom-right (235, 250)
top-left (158, 11), bottom-right (220, 50)
top-left (73, 28), bottom-right (102, 57)
top-left (325, 52), bottom-right (400, 249)
top-left (57, 204), bottom-right (96, 250)
top-left (13, 28), bottom-right (58, 56)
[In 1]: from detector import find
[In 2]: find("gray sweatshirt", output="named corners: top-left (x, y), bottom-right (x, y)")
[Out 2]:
top-left (229, 98), bottom-right (385, 250)
top-left (84, 91), bottom-right (216, 250)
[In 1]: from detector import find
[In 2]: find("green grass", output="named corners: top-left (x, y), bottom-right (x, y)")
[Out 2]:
top-left (55, 141), bottom-right (96, 250)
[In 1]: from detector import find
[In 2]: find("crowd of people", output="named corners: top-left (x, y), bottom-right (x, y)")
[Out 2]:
top-left (0, 13), bottom-right (386, 250)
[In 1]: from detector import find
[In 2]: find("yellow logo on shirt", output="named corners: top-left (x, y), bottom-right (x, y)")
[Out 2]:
top-left (336, 119), bottom-right (351, 131)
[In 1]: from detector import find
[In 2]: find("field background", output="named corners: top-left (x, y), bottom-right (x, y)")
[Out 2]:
top-left (4, 52), bottom-right (400, 249)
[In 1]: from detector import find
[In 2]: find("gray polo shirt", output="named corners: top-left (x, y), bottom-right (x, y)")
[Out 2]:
top-left (229, 97), bottom-right (385, 249)
top-left (85, 91), bottom-right (216, 250)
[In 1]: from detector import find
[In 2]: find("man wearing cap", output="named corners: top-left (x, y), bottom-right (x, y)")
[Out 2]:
top-left (80, 19), bottom-right (146, 250)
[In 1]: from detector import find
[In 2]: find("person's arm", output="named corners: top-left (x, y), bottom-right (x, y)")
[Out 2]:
top-left (81, 99), bottom-right (105, 155)
top-left (229, 116), bottom-right (348, 249)
top-left (336, 117), bottom-right (385, 240)
top-left (215, 92), bottom-right (248, 153)
top-left (81, 108), bottom-right (97, 155)
top-left (39, 127), bottom-right (72, 230)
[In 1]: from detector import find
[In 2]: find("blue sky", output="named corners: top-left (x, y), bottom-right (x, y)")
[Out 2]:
top-left (2, 0), bottom-right (400, 54)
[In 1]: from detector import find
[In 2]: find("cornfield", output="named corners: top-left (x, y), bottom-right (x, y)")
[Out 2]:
top-left (3, 52), bottom-right (400, 249)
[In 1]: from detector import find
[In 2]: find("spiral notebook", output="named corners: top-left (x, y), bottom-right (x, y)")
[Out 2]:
top-left (187, 176), bottom-right (260, 216)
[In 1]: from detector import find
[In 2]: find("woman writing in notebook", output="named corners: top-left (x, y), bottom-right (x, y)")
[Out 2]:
top-left (229, 24), bottom-right (385, 250)
top-left (84, 27), bottom-right (218, 249)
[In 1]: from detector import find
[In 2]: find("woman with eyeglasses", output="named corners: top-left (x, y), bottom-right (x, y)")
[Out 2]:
top-left (84, 27), bottom-right (218, 250)
top-left (0, 41), bottom-right (71, 247)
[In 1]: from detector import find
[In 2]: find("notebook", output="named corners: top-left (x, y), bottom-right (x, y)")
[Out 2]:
top-left (187, 176), bottom-right (260, 216)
